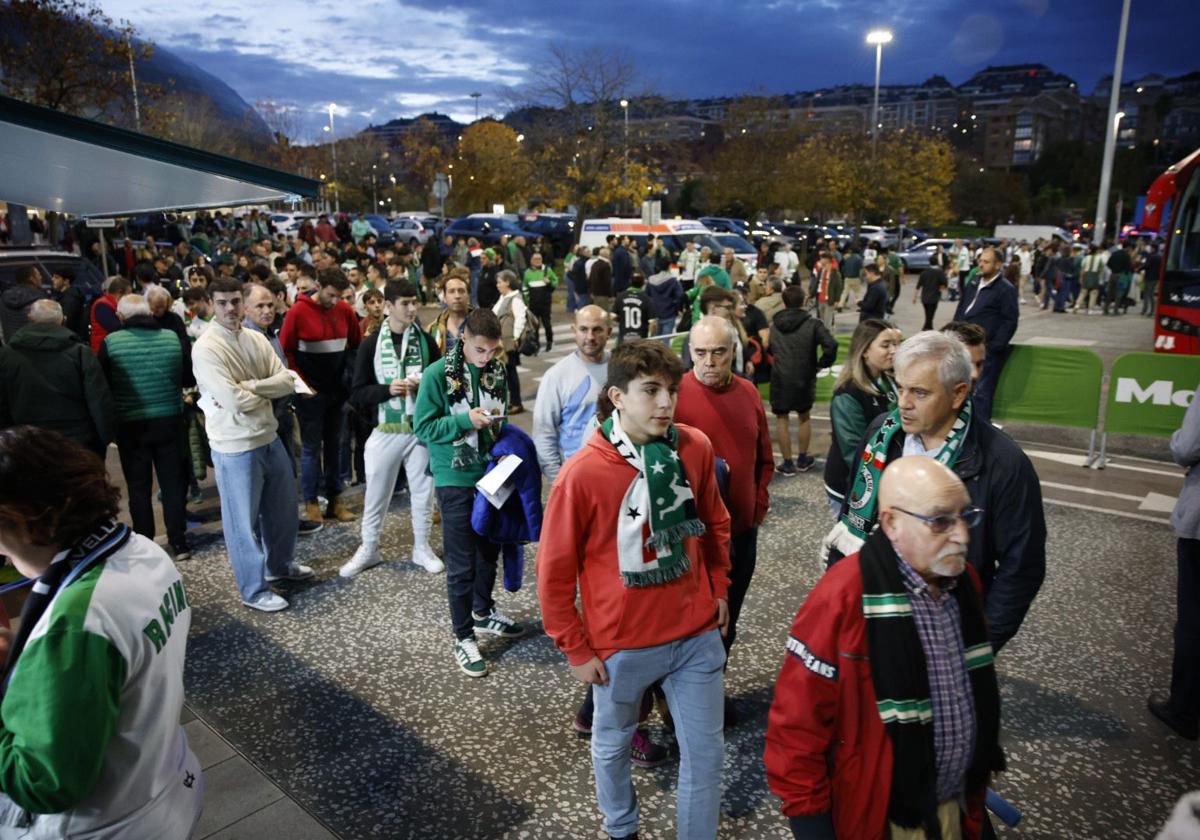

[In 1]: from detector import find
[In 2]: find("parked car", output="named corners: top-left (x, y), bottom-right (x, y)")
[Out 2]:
top-left (270, 213), bottom-right (313, 236)
top-left (0, 248), bottom-right (105, 301)
top-left (389, 217), bottom-right (433, 247)
top-left (442, 215), bottom-right (537, 245)
top-left (710, 233), bottom-right (758, 270)
top-left (896, 238), bottom-right (956, 273)
top-left (363, 215), bottom-right (396, 246)
top-left (699, 217), bottom-right (751, 236)
top-left (520, 212), bottom-right (576, 260)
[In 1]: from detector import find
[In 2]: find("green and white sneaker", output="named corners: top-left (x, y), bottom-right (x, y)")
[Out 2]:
top-left (454, 637), bottom-right (487, 677)
top-left (473, 609), bottom-right (526, 639)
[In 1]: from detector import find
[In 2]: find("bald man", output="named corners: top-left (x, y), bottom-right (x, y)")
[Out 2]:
top-left (675, 316), bottom-right (773, 723)
top-left (767, 457), bottom-right (1004, 840)
top-left (533, 304), bottom-right (611, 483)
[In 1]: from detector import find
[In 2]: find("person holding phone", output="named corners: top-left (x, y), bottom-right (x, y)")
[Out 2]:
top-left (414, 308), bottom-right (526, 677)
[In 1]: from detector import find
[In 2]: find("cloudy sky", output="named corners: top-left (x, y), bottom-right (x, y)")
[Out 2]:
top-left (99, 0), bottom-right (1194, 141)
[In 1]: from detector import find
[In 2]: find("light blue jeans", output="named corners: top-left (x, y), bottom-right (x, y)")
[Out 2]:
top-left (211, 438), bottom-right (299, 602)
top-left (591, 628), bottom-right (725, 839)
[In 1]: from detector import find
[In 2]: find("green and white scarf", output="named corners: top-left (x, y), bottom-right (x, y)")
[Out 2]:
top-left (601, 410), bottom-right (706, 588)
top-left (444, 340), bottom-right (507, 470)
top-left (822, 401), bottom-right (972, 562)
top-left (874, 373), bottom-right (898, 405)
top-left (374, 324), bottom-right (429, 433)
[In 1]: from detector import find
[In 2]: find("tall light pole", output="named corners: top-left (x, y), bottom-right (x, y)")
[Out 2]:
top-left (470, 92), bottom-right (481, 121)
top-left (866, 30), bottom-right (893, 164)
top-left (1092, 0), bottom-right (1132, 247)
top-left (620, 98), bottom-right (630, 210)
top-left (326, 103), bottom-right (340, 214)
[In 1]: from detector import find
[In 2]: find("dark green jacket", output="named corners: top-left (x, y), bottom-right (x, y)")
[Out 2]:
top-left (98, 316), bottom-right (184, 423)
top-left (0, 323), bottom-right (116, 452)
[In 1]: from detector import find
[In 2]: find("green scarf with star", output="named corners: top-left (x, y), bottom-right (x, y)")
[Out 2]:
top-left (601, 410), bottom-right (706, 587)
top-left (375, 324), bottom-right (429, 433)
top-left (823, 401), bottom-right (972, 562)
top-left (444, 339), bottom-right (507, 470)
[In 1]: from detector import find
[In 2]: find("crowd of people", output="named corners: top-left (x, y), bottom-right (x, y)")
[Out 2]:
top-left (0, 206), bottom-right (1190, 839)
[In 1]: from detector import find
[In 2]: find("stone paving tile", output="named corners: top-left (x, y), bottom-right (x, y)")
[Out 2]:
top-left (177, 459), bottom-right (1195, 839)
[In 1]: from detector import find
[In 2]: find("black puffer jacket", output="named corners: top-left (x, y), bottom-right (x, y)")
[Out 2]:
top-left (836, 408), bottom-right (1047, 651)
top-left (0, 284), bottom-right (49, 344)
top-left (768, 308), bottom-right (837, 413)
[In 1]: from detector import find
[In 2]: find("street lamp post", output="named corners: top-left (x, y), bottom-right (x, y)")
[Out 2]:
top-left (470, 92), bottom-right (481, 121)
top-left (326, 103), bottom-right (340, 214)
top-left (620, 98), bottom-right (630, 210)
top-left (1092, 0), bottom-right (1132, 246)
top-left (866, 30), bottom-right (893, 165)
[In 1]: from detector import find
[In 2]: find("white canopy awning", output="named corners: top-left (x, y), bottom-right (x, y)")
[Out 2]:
top-left (0, 95), bottom-right (318, 217)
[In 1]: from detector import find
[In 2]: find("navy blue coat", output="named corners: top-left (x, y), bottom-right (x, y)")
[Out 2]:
top-left (953, 275), bottom-right (1019, 354)
top-left (471, 424), bottom-right (544, 592)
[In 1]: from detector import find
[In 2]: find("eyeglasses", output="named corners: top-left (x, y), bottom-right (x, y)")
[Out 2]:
top-left (893, 506), bottom-right (983, 534)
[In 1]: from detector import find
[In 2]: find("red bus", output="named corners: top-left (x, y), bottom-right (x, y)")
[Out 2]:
top-left (1146, 146), bottom-right (1200, 353)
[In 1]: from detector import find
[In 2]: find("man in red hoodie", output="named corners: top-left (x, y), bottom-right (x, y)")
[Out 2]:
top-left (90, 276), bottom-right (130, 353)
top-left (674, 316), bottom-right (773, 725)
top-left (279, 267), bottom-right (362, 522)
top-left (538, 340), bottom-right (731, 840)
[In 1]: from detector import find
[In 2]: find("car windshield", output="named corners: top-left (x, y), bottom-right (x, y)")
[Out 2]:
top-left (716, 235), bottom-right (756, 253)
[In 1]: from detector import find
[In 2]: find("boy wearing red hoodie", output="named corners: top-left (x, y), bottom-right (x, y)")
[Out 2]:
top-left (537, 340), bottom-right (732, 840)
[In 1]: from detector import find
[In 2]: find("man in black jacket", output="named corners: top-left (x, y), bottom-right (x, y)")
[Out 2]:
top-left (770, 286), bottom-right (838, 476)
top-left (953, 247), bottom-right (1018, 424)
top-left (0, 299), bottom-right (115, 456)
top-left (831, 330), bottom-right (1045, 651)
top-left (858, 264), bottom-right (889, 323)
top-left (50, 269), bottom-right (89, 342)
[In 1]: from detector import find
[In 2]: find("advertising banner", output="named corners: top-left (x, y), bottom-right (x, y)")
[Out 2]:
top-left (1105, 352), bottom-right (1200, 437)
top-left (993, 346), bottom-right (1104, 429)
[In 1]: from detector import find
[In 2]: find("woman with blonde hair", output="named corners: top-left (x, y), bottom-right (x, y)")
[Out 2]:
top-left (823, 318), bottom-right (902, 515)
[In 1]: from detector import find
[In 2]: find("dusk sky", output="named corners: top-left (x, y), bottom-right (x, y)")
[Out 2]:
top-left (98, 0), bottom-right (1194, 141)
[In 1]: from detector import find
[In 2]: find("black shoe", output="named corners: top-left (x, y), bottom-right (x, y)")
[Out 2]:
top-left (1148, 694), bottom-right (1199, 740)
top-left (170, 540), bottom-right (192, 561)
top-left (298, 519), bottom-right (324, 537)
top-left (609, 834), bottom-right (639, 840)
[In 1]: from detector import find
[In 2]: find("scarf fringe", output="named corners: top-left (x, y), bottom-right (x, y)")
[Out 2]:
top-left (622, 554), bottom-right (692, 588)
top-left (645, 518), bottom-right (706, 549)
top-left (377, 422), bottom-right (408, 434)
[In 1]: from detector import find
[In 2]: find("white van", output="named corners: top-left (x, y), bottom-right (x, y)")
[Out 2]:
top-left (993, 224), bottom-right (1074, 244)
top-left (578, 218), bottom-right (719, 255)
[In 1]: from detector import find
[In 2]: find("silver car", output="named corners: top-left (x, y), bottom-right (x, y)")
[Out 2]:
top-left (897, 239), bottom-right (955, 273)
top-left (390, 217), bottom-right (433, 246)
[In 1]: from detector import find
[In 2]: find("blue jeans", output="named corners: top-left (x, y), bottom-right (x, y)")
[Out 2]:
top-left (297, 391), bottom-right (344, 502)
top-left (566, 279), bottom-right (579, 313)
top-left (211, 438), bottom-right (298, 602)
top-left (592, 628), bottom-right (725, 839)
top-left (654, 316), bottom-right (677, 344)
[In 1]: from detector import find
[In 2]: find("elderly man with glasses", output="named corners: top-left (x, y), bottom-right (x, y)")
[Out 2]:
top-left (824, 330), bottom-right (1045, 653)
top-left (767, 456), bottom-right (1006, 840)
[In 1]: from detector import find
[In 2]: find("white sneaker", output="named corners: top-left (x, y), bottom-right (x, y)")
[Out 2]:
top-left (242, 592), bottom-right (289, 612)
top-left (340, 546), bottom-right (383, 578)
top-left (265, 564), bottom-right (314, 583)
top-left (412, 545), bottom-right (445, 574)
